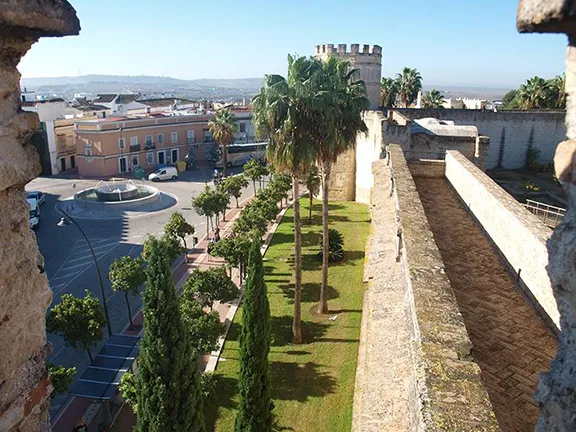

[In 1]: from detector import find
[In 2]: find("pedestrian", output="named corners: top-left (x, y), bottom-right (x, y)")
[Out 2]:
top-left (213, 168), bottom-right (218, 179)
top-left (73, 417), bottom-right (88, 432)
top-left (214, 227), bottom-right (221, 242)
top-left (219, 172), bottom-right (224, 182)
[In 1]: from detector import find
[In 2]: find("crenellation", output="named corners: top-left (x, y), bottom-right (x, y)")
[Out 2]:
top-left (338, 43), bottom-right (346, 54)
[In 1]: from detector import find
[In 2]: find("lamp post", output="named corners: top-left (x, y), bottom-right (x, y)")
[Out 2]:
top-left (57, 209), bottom-right (113, 337)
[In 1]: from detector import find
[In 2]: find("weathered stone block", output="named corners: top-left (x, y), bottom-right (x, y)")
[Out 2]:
top-left (517, 0), bottom-right (576, 33)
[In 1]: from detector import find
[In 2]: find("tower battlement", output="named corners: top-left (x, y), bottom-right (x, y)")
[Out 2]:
top-left (315, 43), bottom-right (382, 57)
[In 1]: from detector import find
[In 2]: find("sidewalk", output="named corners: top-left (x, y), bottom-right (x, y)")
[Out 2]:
top-left (51, 201), bottom-right (250, 432)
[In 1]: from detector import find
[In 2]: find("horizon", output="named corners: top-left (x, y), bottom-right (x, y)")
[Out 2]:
top-left (17, 0), bottom-right (566, 89)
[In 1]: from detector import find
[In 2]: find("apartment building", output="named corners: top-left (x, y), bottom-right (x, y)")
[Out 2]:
top-left (74, 110), bottom-right (255, 177)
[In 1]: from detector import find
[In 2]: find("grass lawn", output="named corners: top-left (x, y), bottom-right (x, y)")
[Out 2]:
top-left (205, 198), bottom-right (371, 432)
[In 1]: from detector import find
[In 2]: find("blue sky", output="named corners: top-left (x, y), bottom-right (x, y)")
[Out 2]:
top-left (18, 0), bottom-right (567, 88)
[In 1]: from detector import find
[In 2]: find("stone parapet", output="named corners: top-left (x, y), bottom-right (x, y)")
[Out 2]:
top-left (388, 144), bottom-right (499, 430)
top-left (0, 1), bottom-right (79, 430)
top-left (445, 150), bottom-right (559, 331)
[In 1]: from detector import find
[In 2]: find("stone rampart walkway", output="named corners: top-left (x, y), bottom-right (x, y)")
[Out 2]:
top-left (415, 177), bottom-right (558, 432)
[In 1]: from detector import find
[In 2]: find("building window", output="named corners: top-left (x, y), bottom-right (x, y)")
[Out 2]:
top-left (146, 151), bottom-right (154, 165)
top-left (203, 129), bottom-right (212, 142)
top-left (158, 133), bottom-right (164, 144)
top-left (119, 138), bottom-right (126, 149)
top-left (145, 135), bottom-right (153, 147)
top-left (84, 144), bottom-right (92, 156)
top-left (129, 136), bottom-right (138, 146)
top-left (132, 155), bottom-right (139, 167)
top-left (239, 122), bottom-right (246, 133)
top-left (171, 131), bottom-right (178, 143)
top-left (187, 130), bottom-right (195, 144)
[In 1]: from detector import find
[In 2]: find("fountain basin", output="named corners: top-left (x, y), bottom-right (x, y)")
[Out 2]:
top-left (95, 182), bottom-right (140, 202)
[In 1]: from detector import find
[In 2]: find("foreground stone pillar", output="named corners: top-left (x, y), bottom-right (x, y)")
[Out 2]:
top-left (0, 2), bottom-right (79, 430)
top-left (518, 1), bottom-right (576, 430)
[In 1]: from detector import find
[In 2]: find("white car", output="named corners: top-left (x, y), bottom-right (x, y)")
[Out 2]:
top-left (26, 191), bottom-right (45, 206)
top-left (148, 166), bottom-right (178, 182)
top-left (27, 198), bottom-right (40, 230)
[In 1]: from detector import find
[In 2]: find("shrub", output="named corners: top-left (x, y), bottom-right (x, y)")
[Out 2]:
top-left (318, 228), bottom-right (344, 262)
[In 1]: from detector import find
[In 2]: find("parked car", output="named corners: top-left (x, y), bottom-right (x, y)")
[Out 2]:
top-left (27, 198), bottom-right (40, 230)
top-left (148, 166), bottom-right (178, 182)
top-left (26, 191), bottom-right (45, 206)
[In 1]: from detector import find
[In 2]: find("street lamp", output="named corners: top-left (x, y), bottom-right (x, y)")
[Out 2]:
top-left (57, 209), bottom-right (113, 337)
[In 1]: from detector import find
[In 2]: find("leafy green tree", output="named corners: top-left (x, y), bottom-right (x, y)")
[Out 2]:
top-left (518, 76), bottom-right (549, 109)
top-left (183, 267), bottom-right (239, 310)
top-left (221, 174), bottom-right (249, 207)
top-left (501, 89), bottom-right (519, 109)
top-left (422, 89), bottom-right (445, 108)
top-left (109, 256), bottom-right (146, 329)
top-left (142, 233), bottom-right (184, 263)
top-left (208, 108), bottom-right (238, 176)
top-left (209, 234), bottom-right (251, 281)
top-left (200, 373), bottom-right (218, 403)
top-left (164, 211), bottom-right (195, 250)
top-left (269, 172), bottom-right (292, 207)
top-left (233, 200), bottom-right (269, 239)
top-left (380, 77), bottom-right (398, 108)
top-left (212, 189), bottom-right (230, 223)
top-left (235, 241), bottom-right (273, 431)
top-left (46, 290), bottom-right (106, 361)
top-left (47, 363), bottom-right (76, 398)
top-left (252, 55), bottom-right (321, 343)
top-left (305, 166), bottom-right (320, 224)
top-left (547, 74), bottom-right (566, 109)
top-left (192, 186), bottom-right (218, 238)
top-left (119, 371), bottom-right (138, 414)
top-left (136, 236), bottom-right (205, 432)
top-left (314, 57), bottom-right (368, 314)
top-left (243, 158), bottom-right (268, 194)
top-left (180, 297), bottom-right (222, 353)
top-left (396, 67), bottom-right (422, 107)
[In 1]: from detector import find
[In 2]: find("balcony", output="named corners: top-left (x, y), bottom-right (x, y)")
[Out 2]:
top-left (144, 142), bottom-right (156, 150)
top-left (130, 144), bottom-right (141, 152)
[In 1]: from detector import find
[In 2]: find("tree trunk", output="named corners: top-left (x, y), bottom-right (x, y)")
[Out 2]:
top-left (309, 190), bottom-right (313, 224)
top-left (125, 292), bottom-right (134, 329)
top-left (182, 236), bottom-right (187, 251)
top-left (86, 349), bottom-right (93, 362)
top-left (223, 145), bottom-right (228, 177)
top-left (318, 161), bottom-right (330, 315)
top-left (253, 180), bottom-right (256, 195)
top-left (235, 196), bottom-right (239, 208)
top-left (292, 178), bottom-right (303, 343)
top-left (206, 216), bottom-right (210, 239)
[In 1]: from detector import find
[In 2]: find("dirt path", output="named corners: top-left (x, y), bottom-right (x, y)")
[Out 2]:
top-left (415, 178), bottom-right (557, 432)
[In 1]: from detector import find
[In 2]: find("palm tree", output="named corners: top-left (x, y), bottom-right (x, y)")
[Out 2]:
top-left (315, 57), bottom-right (369, 314)
top-left (422, 89), bottom-right (445, 108)
top-left (252, 55), bottom-right (320, 344)
top-left (208, 108), bottom-right (238, 176)
top-left (305, 166), bottom-right (320, 224)
top-left (396, 67), bottom-right (422, 108)
top-left (517, 76), bottom-right (549, 109)
top-left (380, 77), bottom-right (398, 108)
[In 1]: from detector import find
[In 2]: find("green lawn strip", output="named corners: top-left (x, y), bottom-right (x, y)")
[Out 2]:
top-left (205, 199), bottom-right (370, 432)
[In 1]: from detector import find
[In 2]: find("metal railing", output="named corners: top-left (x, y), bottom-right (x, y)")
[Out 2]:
top-left (523, 199), bottom-right (566, 229)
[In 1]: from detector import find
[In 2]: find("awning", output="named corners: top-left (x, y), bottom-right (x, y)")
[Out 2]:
top-left (69, 334), bottom-right (140, 401)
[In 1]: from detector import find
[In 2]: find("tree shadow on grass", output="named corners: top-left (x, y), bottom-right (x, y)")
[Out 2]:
top-left (204, 375), bottom-right (238, 432)
top-left (276, 283), bottom-right (339, 305)
top-left (270, 360), bottom-right (336, 402)
top-left (270, 315), bottom-right (330, 346)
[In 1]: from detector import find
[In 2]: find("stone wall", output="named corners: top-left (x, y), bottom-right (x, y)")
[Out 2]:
top-left (355, 111), bottom-right (384, 204)
top-left (388, 144), bottom-right (499, 430)
top-left (407, 159), bottom-right (446, 178)
top-left (326, 146), bottom-right (356, 201)
top-left (395, 108), bottom-right (566, 169)
top-left (445, 150), bottom-right (559, 330)
top-left (0, 1), bottom-right (80, 431)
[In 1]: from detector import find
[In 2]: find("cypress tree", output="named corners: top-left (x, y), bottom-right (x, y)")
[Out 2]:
top-left (235, 240), bottom-right (273, 431)
top-left (136, 236), bottom-right (205, 432)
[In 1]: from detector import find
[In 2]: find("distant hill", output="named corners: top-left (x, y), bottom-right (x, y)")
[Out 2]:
top-left (21, 75), bottom-right (263, 90)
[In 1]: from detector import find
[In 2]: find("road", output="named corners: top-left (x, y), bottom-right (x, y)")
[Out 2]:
top-left (26, 167), bottom-right (256, 419)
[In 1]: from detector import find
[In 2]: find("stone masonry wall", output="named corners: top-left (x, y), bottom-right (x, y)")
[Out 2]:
top-left (0, 2), bottom-right (80, 431)
top-left (355, 111), bottom-right (384, 204)
top-left (445, 150), bottom-right (559, 330)
top-left (396, 108), bottom-right (566, 170)
top-left (390, 144), bottom-right (499, 430)
top-left (325, 146), bottom-right (356, 201)
top-left (407, 159), bottom-right (446, 178)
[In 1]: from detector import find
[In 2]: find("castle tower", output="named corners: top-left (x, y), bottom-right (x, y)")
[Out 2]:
top-left (315, 43), bottom-right (382, 110)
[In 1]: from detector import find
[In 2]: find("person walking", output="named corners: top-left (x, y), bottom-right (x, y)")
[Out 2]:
top-left (73, 417), bottom-right (88, 432)
top-left (214, 227), bottom-right (221, 242)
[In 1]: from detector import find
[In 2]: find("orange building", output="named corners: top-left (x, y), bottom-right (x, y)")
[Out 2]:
top-left (74, 111), bottom-right (254, 177)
